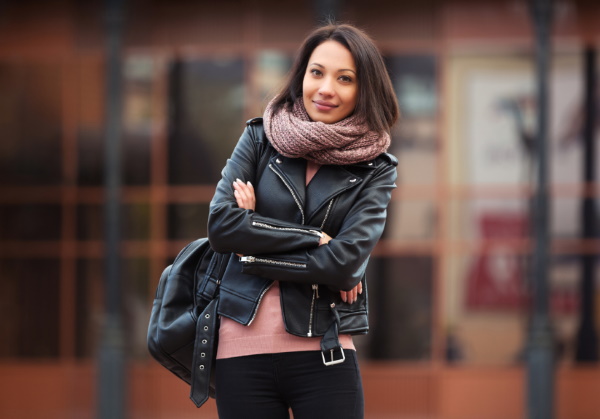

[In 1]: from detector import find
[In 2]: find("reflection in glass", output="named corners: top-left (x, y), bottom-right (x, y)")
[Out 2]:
top-left (364, 256), bottom-right (433, 360)
top-left (77, 203), bottom-right (150, 240)
top-left (168, 203), bottom-right (210, 240)
top-left (0, 62), bottom-right (62, 185)
top-left (167, 58), bottom-right (245, 185)
top-left (445, 251), bottom-right (583, 365)
top-left (385, 55), bottom-right (438, 185)
top-left (0, 259), bottom-right (60, 357)
top-left (123, 258), bottom-right (150, 359)
top-left (0, 204), bottom-right (62, 240)
top-left (255, 50), bottom-right (291, 114)
top-left (385, 200), bottom-right (437, 241)
top-left (122, 55), bottom-right (154, 185)
top-left (76, 259), bottom-right (103, 358)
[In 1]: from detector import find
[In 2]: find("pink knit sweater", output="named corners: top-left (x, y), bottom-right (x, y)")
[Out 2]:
top-left (216, 281), bottom-right (355, 359)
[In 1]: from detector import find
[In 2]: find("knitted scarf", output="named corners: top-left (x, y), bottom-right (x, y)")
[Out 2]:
top-left (263, 98), bottom-right (390, 166)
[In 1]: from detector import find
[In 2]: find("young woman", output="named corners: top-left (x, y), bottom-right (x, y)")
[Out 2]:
top-left (207, 22), bottom-right (399, 419)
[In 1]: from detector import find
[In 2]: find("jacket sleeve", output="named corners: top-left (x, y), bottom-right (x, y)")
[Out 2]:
top-left (207, 123), bottom-right (323, 255)
top-left (239, 161), bottom-right (397, 291)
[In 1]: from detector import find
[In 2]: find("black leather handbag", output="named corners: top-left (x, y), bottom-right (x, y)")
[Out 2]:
top-left (147, 238), bottom-right (229, 407)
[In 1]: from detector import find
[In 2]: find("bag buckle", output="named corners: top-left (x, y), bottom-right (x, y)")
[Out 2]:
top-left (321, 346), bottom-right (345, 366)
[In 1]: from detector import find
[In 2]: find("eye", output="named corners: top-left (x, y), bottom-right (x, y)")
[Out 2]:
top-left (309, 68), bottom-right (322, 77)
top-left (338, 75), bottom-right (353, 83)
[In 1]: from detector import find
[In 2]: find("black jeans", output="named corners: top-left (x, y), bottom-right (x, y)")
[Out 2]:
top-left (215, 350), bottom-right (364, 419)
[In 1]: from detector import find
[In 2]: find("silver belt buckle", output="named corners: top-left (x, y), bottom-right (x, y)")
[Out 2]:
top-left (321, 346), bottom-right (345, 366)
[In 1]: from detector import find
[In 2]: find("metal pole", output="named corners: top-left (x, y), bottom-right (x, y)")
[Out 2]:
top-left (99, 0), bottom-right (126, 417)
top-left (575, 46), bottom-right (599, 362)
top-left (526, 1), bottom-right (555, 418)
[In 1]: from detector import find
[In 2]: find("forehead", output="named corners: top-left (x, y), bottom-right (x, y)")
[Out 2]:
top-left (308, 40), bottom-right (355, 69)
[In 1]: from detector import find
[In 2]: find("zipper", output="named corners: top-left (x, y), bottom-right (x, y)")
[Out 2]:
top-left (252, 221), bottom-right (322, 238)
top-left (247, 282), bottom-right (274, 326)
top-left (239, 255), bottom-right (306, 269)
top-left (307, 284), bottom-right (320, 337)
top-left (269, 164), bottom-right (305, 224)
top-left (320, 198), bottom-right (335, 230)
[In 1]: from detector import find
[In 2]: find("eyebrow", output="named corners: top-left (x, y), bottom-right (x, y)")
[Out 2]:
top-left (309, 62), bottom-right (357, 75)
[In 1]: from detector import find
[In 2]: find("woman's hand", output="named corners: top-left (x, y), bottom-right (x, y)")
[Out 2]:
top-left (233, 179), bottom-right (255, 211)
top-left (340, 282), bottom-right (362, 304)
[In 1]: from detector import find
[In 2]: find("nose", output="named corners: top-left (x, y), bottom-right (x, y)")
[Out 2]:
top-left (317, 76), bottom-right (335, 96)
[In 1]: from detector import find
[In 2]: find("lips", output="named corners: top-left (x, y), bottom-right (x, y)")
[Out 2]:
top-left (313, 100), bottom-right (338, 111)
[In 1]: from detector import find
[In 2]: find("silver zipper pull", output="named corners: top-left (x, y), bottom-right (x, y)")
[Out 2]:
top-left (312, 284), bottom-right (319, 298)
top-left (239, 256), bottom-right (255, 263)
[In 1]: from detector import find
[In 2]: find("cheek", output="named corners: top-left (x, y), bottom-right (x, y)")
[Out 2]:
top-left (344, 88), bottom-right (358, 109)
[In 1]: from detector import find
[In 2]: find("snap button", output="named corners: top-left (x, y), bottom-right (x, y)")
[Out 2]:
top-left (205, 314), bottom-right (210, 319)
top-left (204, 326), bottom-right (209, 331)
top-left (201, 352), bottom-right (206, 357)
top-left (199, 365), bottom-right (205, 370)
top-left (202, 339), bottom-right (207, 344)
top-left (276, 158), bottom-right (282, 164)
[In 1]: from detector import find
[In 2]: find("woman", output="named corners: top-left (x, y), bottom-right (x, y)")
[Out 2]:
top-left (207, 22), bottom-right (399, 419)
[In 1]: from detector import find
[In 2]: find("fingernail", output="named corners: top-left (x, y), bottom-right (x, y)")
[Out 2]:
top-left (359, 289), bottom-right (363, 294)
top-left (236, 178), bottom-right (242, 183)
top-left (342, 295), bottom-right (347, 303)
top-left (247, 181), bottom-right (252, 186)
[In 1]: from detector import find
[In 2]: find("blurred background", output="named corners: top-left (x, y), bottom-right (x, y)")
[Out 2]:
top-left (0, 0), bottom-right (599, 418)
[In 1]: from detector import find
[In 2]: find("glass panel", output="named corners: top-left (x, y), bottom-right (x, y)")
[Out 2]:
top-left (448, 53), bottom-right (583, 187)
top-left (167, 203), bottom-right (210, 240)
top-left (552, 197), bottom-right (581, 239)
top-left (385, 55), bottom-right (438, 186)
top-left (384, 200), bottom-right (437, 241)
top-left (123, 258), bottom-right (150, 359)
top-left (78, 55), bottom-right (154, 186)
top-left (0, 62), bottom-right (62, 185)
top-left (77, 203), bottom-right (150, 240)
top-left (76, 258), bottom-right (151, 359)
top-left (75, 258), bottom-right (103, 358)
top-left (77, 57), bottom-right (105, 185)
top-left (444, 252), bottom-right (591, 365)
top-left (122, 55), bottom-right (154, 185)
top-left (0, 204), bottom-right (61, 240)
top-left (167, 57), bottom-right (245, 185)
top-left (452, 198), bottom-right (530, 242)
top-left (0, 259), bottom-right (60, 358)
top-left (123, 203), bottom-right (150, 240)
top-left (445, 251), bottom-right (528, 365)
top-left (360, 256), bottom-right (433, 360)
top-left (254, 50), bottom-right (292, 115)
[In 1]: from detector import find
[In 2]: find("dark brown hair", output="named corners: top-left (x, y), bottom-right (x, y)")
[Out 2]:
top-left (272, 23), bottom-right (399, 134)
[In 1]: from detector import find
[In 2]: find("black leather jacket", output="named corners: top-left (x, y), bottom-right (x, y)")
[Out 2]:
top-left (208, 118), bottom-right (397, 339)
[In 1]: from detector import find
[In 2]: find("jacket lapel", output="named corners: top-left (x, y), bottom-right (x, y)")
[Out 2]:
top-left (305, 165), bottom-right (363, 223)
top-left (268, 155), bottom-right (307, 209)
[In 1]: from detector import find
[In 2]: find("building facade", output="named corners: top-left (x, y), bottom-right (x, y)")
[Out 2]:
top-left (1, 1), bottom-right (599, 417)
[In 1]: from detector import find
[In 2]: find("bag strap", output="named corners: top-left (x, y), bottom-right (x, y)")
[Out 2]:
top-left (190, 252), bottom-right (229, 407)
top-left (190, 298), bottom-right (220, 407)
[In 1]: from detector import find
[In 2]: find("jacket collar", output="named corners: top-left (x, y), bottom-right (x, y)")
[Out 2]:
top-left (269, 154), bottom-right (365, 224)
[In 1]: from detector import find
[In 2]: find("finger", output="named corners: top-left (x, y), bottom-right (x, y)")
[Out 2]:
top-left (350, 288), bottom-right (357, 304)
top-left (358, 282), bottom-right (363, 295)
top-left (234, 182), bottom-right (253, 208)
top-left (340, 291), bottom-right (347, 303)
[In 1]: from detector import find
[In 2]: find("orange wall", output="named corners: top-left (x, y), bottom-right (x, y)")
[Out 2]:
top-left (2, 363), bottom-right (600, 419)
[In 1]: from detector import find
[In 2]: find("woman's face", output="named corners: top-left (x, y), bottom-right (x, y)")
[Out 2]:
top-left (302, 40), bottom-right (358, 124)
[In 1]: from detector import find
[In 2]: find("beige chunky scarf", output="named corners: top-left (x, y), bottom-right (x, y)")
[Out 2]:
top-left (263, 98), bottom-right (390, 165)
